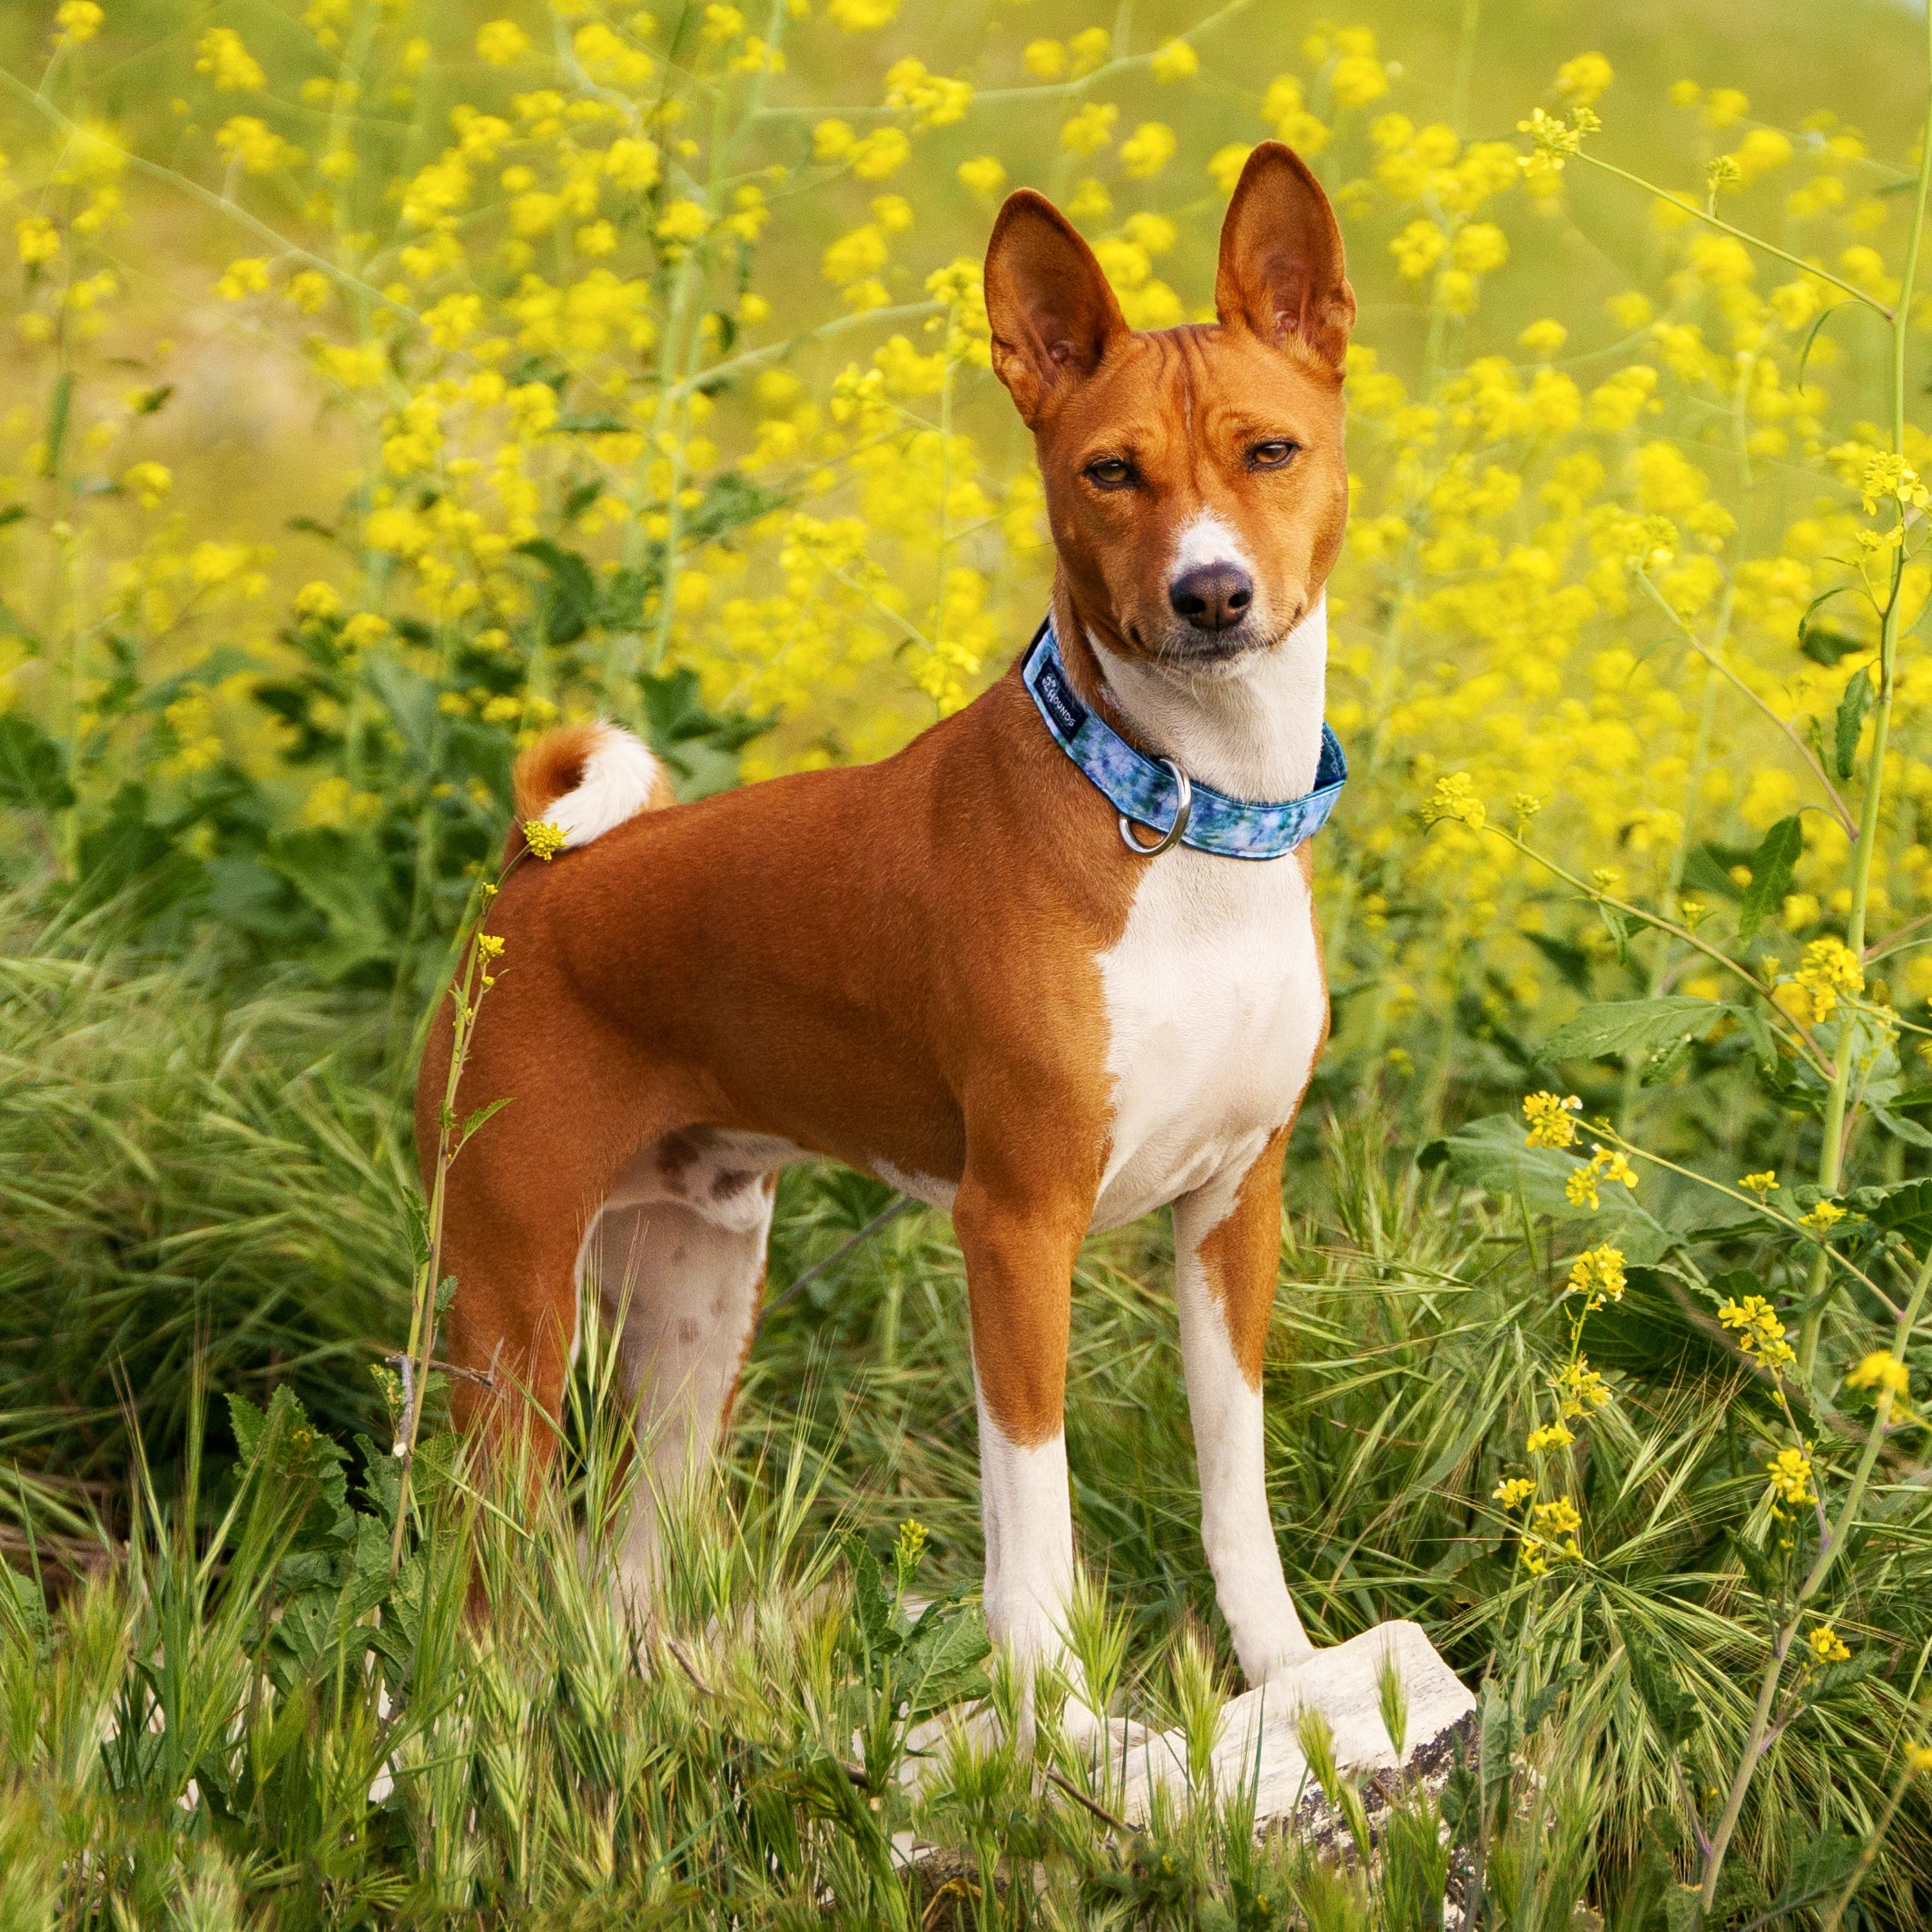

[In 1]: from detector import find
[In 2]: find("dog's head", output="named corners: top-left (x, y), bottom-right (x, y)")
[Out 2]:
top-left (985, 143), bottom-right (1353, 669)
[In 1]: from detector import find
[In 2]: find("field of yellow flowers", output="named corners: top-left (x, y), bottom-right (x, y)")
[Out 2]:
top-left (4, 0), bottom-right (1932, 1926)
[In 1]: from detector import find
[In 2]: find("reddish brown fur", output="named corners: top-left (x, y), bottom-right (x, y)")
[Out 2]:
top-left (419, 141), bottom-right (1350, 1478)
top-left (512, 721), bottom-right (604, 823)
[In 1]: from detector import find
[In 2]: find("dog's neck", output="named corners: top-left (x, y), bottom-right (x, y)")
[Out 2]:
top-left (1054, 588), bottom-right (1330, 804)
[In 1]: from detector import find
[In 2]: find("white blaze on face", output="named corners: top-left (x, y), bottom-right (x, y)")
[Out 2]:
top-left (1168, 508), bottom-right (1257, 586)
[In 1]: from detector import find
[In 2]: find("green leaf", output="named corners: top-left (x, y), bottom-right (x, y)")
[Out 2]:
top-left (1795, 301), bottom-right (1854, 389)
top-left (1834, 665), bottom-right (1874, 780)
top-left (1596, 899), bottom-right (1630, 965)
top-left (0, 504), bottom-right (26, 530)
top-left (1543, 997), bottom-right (1735, 1064)
top-left (1735, 1003), bottom-right (1779, 1077)
top-left (1737, 816), bottom-right (1803, 941)
top-left (0, 714), bottom-right (75, 811)
top-left (515, 538), bottom-right (597, 646)
top-left (457, 1096), bottom-right (514, 1148)
top-left (1618, 1617), bottom-right (1700, 1750)
top-left (1770, 1827), bottom-right (1859, 1919)
top-left (1870, 1103), bottom-right (1932, 1149)
top-left (1586, 1269), bottom-right (1737, 1381)
top-left (1797, 584), bottom-right (1856, 663)
top-left (843, 1534), bottom-right (896, 1659)
top-left (1415, 1115), bottom-right (1678, 1261)
top-left (226, 1392), bottom-right (269, 1466)
top-left (1725, 1527), bottom-right (1781, 1606)
top-left (1662, 1883), bottom-right (1703, 1932)
top-left (133, 384), bottom-right (174, 416)
top-left (1863, 1177), bottom-right (1932, 1260)
top-left (41, 371), bottom-right (74, 481)
top-left (1681, 843), bottom-right (1748, 900)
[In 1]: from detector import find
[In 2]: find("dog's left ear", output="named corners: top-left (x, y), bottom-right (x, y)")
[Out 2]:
top-left (1214, 142), bottom-right (1355, 370)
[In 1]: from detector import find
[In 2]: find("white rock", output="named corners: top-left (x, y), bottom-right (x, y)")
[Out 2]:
top-left (1107, 1620), bottom-right (1476, 1828)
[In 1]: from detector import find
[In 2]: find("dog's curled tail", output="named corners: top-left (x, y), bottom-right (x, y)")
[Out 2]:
top-left (510, 720), bottom-right (674, 858)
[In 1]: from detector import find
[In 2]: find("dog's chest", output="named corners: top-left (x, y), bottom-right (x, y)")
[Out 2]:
top-left (1089, 846), bottom-right (1323, 1232)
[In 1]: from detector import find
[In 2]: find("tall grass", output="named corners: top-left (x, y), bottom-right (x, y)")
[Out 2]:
top-left (0, 897), bottom-right (412, 1502)
top-left (4, 901), bottom-right (1930, 1922)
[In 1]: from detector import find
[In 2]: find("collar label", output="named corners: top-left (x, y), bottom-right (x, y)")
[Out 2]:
top-left (1032, 655), bottom-right (1088, 737)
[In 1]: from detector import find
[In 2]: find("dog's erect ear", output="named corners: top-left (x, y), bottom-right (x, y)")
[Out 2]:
top-left (984, 189), bottom-right (1129, 427)
top-left (1214, 142), bottom-right (1355, 370)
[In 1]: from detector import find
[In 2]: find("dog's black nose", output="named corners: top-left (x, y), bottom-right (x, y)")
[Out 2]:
top-left (1168, 562), bottom-right (1254, 633)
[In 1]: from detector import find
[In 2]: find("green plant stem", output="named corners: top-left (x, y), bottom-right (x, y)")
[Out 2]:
top-left (1819, 1693), bottom-right (1932, 1931)
top-left (1799, 14), bottom-right (1932, 1379)
top-left (1572, 152), bottom-right (1887, 319)
top-left (1698, 1251), bottom-right (1932, 1911)
top-left (1632, 573), bottom-right (1855, 836)
top-left (1487, 824), bottom-right (1832, 1077)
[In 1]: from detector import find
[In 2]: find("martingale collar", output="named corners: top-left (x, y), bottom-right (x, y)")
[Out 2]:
top-left (1021, 618), bottom-right (1347, 862)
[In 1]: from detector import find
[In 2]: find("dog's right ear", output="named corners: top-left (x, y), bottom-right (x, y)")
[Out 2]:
top-left (984, 190), bottom-right (1129, 428)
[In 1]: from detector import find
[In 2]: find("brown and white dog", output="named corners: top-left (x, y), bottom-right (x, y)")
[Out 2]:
top-left (418, 141), bottom-right (1354, 1694)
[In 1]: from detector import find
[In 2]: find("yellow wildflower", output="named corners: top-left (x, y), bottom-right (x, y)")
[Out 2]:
top-left (1740, 1170), bottom-right (1778, 1198)
top-left (195, 26), bottom-right (265, 92)
top-left (1798, 1200), bottom-right (1848, 1235)
top-left (1523, 1090), bottom-right (1582, 1149)
top-left (1526, 1420), bottom-right (1575, 1454)
top-left (1060, 104), bottom-right (1118, 155)
top-left (216, 257), bottom-right (270, 301)
top-left (1554, 52), bottom-right (1614, 108)
top-left (476, 19), bottom-right (531, 64)
top-left (121, 461), bottom-right (172, 508)
top-left (53, 1), bottom-right (104, 47)
top-left (1566, 1244), bottom-right (1627, 1308)
top-left (1907, 1743), bottom-right (1932, 1775)
top-left (1150, 39), bottom-right (1198, 83)
top-left (1492, 1476), bottom-right (1535, 1509)
top-left (525, 820), bottom-right (568, 861)
top-left (957, 155), bottom-right (1006, 196)
top-left (1120, 123), bottom-right (1178, 180)
top-left (16, 216), bottom-right (60, 266)
top-left (1765, 1446), bottom-right (1815, 1507)
top-left (1846, 1352), bottom-right (1909, 1397)
top-left (1421, 772), bottom-right (1486, 828)
top-left (1808, 1624), bottom-right (1850, 1663)
top-left (293, 582), bottom-right (341, 621)
top-left (1552, 1356), bottom-right (1612, 1418)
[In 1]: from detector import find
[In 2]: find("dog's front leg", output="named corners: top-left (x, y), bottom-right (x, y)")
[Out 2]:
top-left (953, 1168), bottom-right (1091, 1685)
top-left (1173, 1129), bottom-right (1316, 1687)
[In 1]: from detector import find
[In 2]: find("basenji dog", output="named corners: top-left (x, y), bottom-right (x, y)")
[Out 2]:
top-left (418, 140), bottom-right (1355, 1695)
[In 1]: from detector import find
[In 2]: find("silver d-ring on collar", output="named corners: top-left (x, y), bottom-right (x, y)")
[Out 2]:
top-left (1119, 758), bottom-right (1193, 856)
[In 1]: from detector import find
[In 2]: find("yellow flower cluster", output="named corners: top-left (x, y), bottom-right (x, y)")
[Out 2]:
top-left (1765, 1445), bottom-right (1816, 1508)
top-left (1566, 1144), bottom-right (1637, 1211)
top-left (1718, 1293), bottom-right (1799, 1372)
top-left (1523, 1090), bottom-right (1582, 1148)
top-left (1567, 1243), bottom-right (1628, 1310)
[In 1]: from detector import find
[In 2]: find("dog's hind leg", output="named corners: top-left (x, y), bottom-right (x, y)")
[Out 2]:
top-left (588, 1132), bottom-right (780, 1614)
top-left (1172, 1125), bottom-right (1315, 1687)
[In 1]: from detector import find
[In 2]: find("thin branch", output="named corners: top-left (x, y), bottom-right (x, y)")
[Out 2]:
top-left (1043, 1763), bottom-right (1138, 1834)
top-left (0, 66), bottom-right (423, 330)
top-left (1632, 572), bottom-right (1858, 837)
top-left (1573, 151), bottom-right (1892, 319)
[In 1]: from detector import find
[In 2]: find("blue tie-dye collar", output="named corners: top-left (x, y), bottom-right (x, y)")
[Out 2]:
top-left (1021, 618), bottom-right (1346, 861)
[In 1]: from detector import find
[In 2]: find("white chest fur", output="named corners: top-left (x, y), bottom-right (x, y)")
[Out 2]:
top-left (1092, 848), bottom-right (1322, 1231)
top-left (1086, 592), bottom-right (1330, 1232)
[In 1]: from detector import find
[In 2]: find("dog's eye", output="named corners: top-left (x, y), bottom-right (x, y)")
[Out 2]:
top-left (1248, 440), bottom-right (1298, 469)
top-left (1084, 457), bottom-right (1135, 489)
